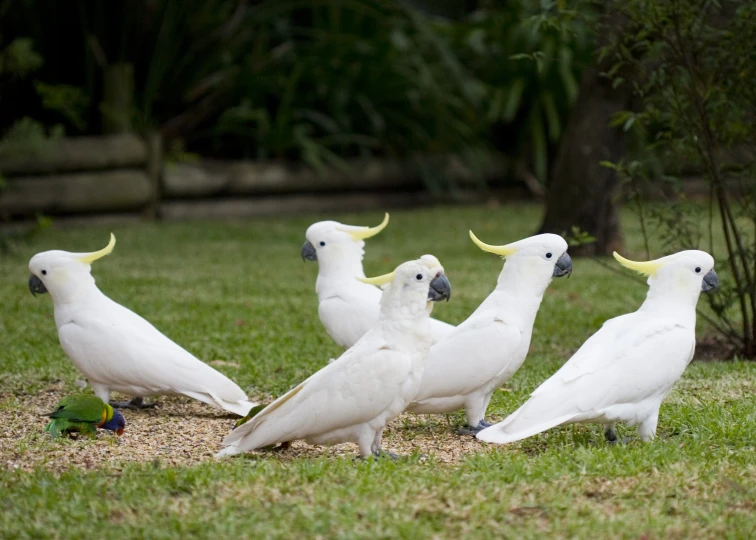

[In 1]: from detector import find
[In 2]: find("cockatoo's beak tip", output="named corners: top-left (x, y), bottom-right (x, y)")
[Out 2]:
top-left (702, 270), bottom-right (718, 292)
top-left (28, 274), bottom-right (47, 296)
top-left (301, 241), bottom-right (317, 262)
top-left (552, 253), bottom-right (573, 278)
top-left (427, 273), bottom-right (451, 302)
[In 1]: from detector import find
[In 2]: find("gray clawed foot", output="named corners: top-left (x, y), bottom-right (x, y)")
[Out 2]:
top-left (109, 397), bottom-right (156, 410)
top-left (604, 426), bottom-right (632, 445)
top-left (457, 420), bottom-right (492, 436)
top-left (373, 450), bottom-right (399, 461)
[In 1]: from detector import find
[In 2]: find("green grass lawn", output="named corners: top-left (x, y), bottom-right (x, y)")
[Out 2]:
top-left (1, 204), bottom-right (754, 538)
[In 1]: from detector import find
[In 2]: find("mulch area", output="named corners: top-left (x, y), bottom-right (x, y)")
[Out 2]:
top-left (0, 385), bottom-right (493, 473)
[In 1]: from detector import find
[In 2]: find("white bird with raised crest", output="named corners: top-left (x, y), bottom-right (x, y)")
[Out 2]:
top-left (477, 249), bottom-right (718, 445)
top-left (217, 255), bottom-right (452, 458)
top-left (406, 231), bottom-right (572, 434)
top-left (28, 234), bottom-right (256, 415)
top-left (301, 213), bottom-right (454, 348)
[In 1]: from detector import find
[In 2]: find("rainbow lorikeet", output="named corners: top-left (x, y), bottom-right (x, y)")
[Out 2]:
top-left (44, 394), bottom-right (126, 438)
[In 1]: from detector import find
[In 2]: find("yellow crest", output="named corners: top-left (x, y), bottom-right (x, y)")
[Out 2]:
top-left (357, 271), bottom-right (396, 286)
top-left (469, 230), bottom-right (517, 257)
top-left (77, 233), bottom-right (116, 264)
top-left (337, 213), bottom-right (389, 241)
top-left (612, 252), bottom-right (664, 276)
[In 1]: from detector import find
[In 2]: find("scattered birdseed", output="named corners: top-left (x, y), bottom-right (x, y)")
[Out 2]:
top-left (0, 390), bottom-right (495, 473)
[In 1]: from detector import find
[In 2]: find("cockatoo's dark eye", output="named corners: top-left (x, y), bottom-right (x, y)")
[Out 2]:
top-left (41, 270), bottom-right (47, 275)
top-left (545, 253), bottom-right (552, 259)
top-left (416, 274), bottom-right (423, 281)
top-left (319, 241), bottom-right (326, 247)
top-left (695, 267), bottom-right (701, 273)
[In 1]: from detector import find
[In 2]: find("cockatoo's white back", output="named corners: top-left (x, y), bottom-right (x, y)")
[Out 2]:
top-left (478, 249), bottom-right (717, 444)
top-left (28, 234), bottom-right (256, 416)
top-left (301, 214), bottom-right (454, 348)
top-left (407, 232), bottom-right (572, 430)
top-left (218, 255), bottom-right (452, 458)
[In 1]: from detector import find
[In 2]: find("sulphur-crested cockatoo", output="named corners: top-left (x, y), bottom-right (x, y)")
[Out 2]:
top-left (406, 232), bottom-right (572, 434)
top-left (301, 213), bottom-right (454, 348)
top-left (28, 234), bottom-right (256, 415)
top-left (217, 255), bottom-right (452, 458)
top-left (477, 250), bottom-right (718, 445)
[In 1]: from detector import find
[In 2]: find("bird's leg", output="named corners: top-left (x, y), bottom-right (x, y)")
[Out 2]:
top-left (638, 409), bottom-right (659, 442)
top-left (604, 424), bottom-right (618, 443)
top-left (458, 395), bottom-right (491, 435)
top-left (368, 428), bottom-right (397, 459)
top-left (109, 397), bottom-right (156, 410)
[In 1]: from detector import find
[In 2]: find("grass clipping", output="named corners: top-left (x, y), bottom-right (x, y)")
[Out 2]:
top-left (1, 386), bottom-right (492, 472)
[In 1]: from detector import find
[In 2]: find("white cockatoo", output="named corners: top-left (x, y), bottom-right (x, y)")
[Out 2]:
top-left (301, 213), bottom-right (455, 348)
top-left (477, 250), bottom-right (718, 445)
top-left (217, 255), bottom-right (452, 458)
top-left (406, 231), bottom-right (572, 434)
top-left (28, 234), bottom-right (256, 415)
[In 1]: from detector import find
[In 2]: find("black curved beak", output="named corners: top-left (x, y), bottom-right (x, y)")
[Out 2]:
top-left (702, 270), bottom-right (718, 292)
top-left (428, 273), bottom-right (451, 302)
top-left (553, 253), bottom-right (573, 278)
top-left (28, 274), bottom-right (47, 296)
top-left (301, 240), bottom-right (317, 262)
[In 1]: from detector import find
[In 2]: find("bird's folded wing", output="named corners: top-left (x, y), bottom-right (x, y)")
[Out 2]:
top-left (487, 321), bottom-right (695, 441)
top-left (414, 313), bottom-right (522, 401)
top-left (48, 395), bottom-right (103, 422)
top-left (58, 307), bottom-right (247, 401)
top-left (535, 314), bottom-right (684, 395)
top-left (318, 295), bottom-right (378, 347)
top-left (224, 337), bottom-right (410, 447)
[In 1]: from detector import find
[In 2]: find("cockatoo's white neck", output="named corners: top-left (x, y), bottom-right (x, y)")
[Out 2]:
top-left (48, 272), bottom-right (104, 306)
top-left (638, 273), bottom-right (701, 326)
top-left (316, 242), bottom-right (366, 278)
top-left (496, 257), bottom-right (553, 300)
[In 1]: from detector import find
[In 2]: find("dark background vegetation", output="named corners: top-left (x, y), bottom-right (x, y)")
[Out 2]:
top-left (1, 0), bottom-right (754, 357)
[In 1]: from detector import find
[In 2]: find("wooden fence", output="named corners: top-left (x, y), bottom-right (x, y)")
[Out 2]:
top-left (0, 134), bottom-right (516, 223)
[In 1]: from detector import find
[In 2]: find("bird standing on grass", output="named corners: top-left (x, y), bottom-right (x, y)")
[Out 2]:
top-left (44, 394), bottom-right (125, 438)
top-left (217, 255), bottom-right (452, 459)
top-left (477, 250), bottom-right (717, 445)
top-left (301, 213), bottom-right (454, 348)
top-left (28, 234), bottom-right (256, 416)
top-left (406, 232), bottom-right (572, 434)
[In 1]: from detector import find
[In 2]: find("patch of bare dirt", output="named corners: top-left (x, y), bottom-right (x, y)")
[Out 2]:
top-left (0, 389), bottom-right (494, 473)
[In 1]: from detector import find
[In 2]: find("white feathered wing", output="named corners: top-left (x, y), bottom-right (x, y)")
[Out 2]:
top-left (477, 313), bottom-right (696, 444)
top-left (57, 296), bottom-right (255, 416)
top-left (219, 329), bottom-right (413, 455)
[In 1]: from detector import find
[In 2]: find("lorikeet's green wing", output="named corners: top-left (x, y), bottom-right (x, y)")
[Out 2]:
top-left (48, 394), bottom-right (107, 423)
top-left (44, 418), bottom-right (98, 439)
top-left (234, 404), bottom-right (267, 429)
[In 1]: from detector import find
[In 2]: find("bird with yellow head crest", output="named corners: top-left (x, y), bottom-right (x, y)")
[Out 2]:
top-left (301, 213), bottom-right (455, 350)
top-left (28, 234), bottom-right (257, 415)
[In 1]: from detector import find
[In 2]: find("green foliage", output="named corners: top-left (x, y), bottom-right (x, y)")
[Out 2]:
top-left (34, 82), bottom-right (90, 131)
top-left (0, 206), bottom-right (754, 537)
top-left (2, 0), bottom-right (594, 184)
top-left (450, 0), bottom-right (594, 182)
top-left (0, 38), bottom-right (43, 77)
top-left (602, 0), bottom-right (756, 358)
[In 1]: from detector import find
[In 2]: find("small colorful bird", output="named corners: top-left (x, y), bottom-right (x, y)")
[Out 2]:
top-left (44, 394), bottom-right (126, 439)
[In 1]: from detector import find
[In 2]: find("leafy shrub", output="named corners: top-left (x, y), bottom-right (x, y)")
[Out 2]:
top-left (603, 0), bottom-right (756, 358)
top-left (1, 0), bottom-right (592, 181)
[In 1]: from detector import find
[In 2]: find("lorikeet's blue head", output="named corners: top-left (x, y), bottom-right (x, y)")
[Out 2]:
top-left (101, 409), bottom-right (126, 436)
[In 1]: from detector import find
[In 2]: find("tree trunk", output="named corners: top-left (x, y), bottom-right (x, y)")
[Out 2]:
top-left (539, 63), bottom-right (631, 255)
